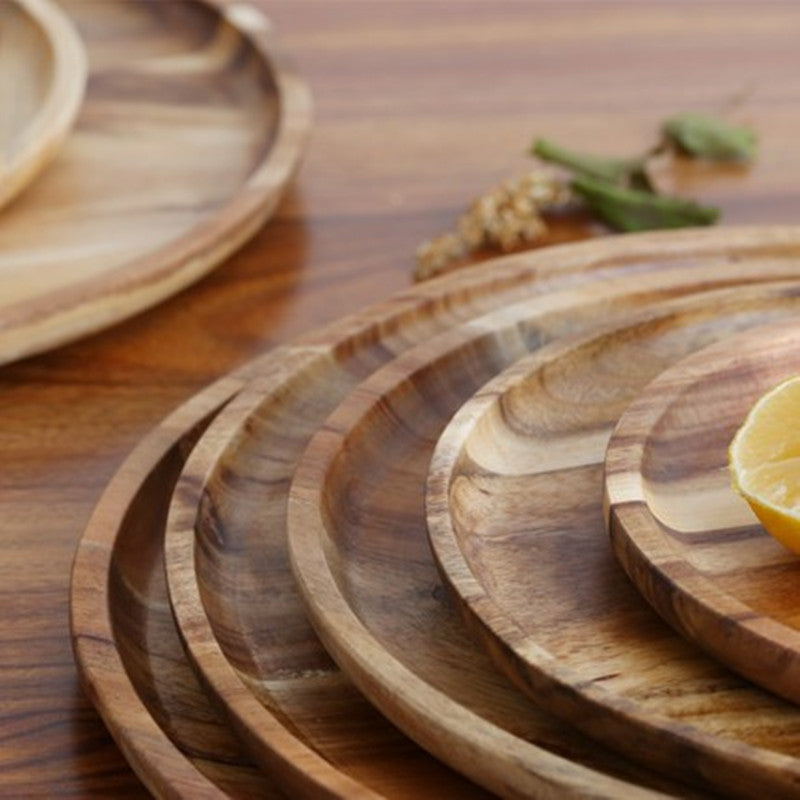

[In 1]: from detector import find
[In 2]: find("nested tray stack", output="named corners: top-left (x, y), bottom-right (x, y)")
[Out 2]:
top-left (70, 226), bottom-right (800, 798)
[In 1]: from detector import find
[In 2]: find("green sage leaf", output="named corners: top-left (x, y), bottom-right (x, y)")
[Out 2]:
top-left (571, 174), bottom-right (720, 232)
top-left (663, 112), bottom-right (756, 161)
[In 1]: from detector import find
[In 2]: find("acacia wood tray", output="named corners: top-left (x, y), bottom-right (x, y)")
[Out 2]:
top-left (0, 0), bottom-right (86, 209)
top-left (426, 287), bottom-right (800, 798)
top-left (74, 227), bottom-right (800, 799)
top-left (605, 318), bottom-right (800, 705)
top-left (0, 0), bottom-right (311, 366)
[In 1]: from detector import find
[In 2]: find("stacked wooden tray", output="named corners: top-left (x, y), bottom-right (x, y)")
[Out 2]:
top-left (0, 0), bottom-right (311, 366)
top-left (71, 226), bottom-right (800, 798)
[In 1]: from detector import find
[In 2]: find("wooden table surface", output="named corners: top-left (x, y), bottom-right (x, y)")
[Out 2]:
top-left (4, 2), bottom-right (800, 796)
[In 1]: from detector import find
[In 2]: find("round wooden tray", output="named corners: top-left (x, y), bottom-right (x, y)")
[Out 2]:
top-left (0, 0), bottom-right (86, 210)
top-left (425, 285), bottom-right (800, 798)
top-left (605, 318), bottom-right (800, 705)
top-left (74, 226), bottom-right (800, 799)
top-left (0, 0), bottom-right (311, 366)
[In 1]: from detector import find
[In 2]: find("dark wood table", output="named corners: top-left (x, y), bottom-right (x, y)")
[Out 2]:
top-left (4, 2), bottom-right (800, 795)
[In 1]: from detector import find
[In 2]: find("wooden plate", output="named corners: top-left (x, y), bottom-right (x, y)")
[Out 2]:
top-left (0, 0), bottom-right (311, 366)
top-left (75, 227), bottom-right (800, 798)
top-left (0, 0), bottom-right (86, 209)
top-left (605, 317), bottom-right (800, 705)
top-left (425, 288), bottom-right (800, 797)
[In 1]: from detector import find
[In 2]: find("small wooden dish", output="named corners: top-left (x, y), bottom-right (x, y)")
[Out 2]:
top-left (0, 0), bottom-right (87, 209)
top-left (605, 317), bottom-right (800, 705)
top-left (426, 283), bottom-right (800, 797)
top-left (0, 0), bottom-right (311, 366)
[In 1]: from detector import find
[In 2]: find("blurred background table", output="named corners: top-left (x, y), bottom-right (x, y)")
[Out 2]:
top-left (3, 1), bottom-right (800, 795)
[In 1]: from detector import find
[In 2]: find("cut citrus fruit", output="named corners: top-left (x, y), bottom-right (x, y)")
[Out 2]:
top-left (730, 375), bottom-right (800, 553)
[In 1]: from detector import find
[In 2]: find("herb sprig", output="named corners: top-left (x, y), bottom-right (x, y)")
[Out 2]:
top-left (532, 113), bottom-right (755, 233)
top-left (414, 112), bottom-right (756, 281)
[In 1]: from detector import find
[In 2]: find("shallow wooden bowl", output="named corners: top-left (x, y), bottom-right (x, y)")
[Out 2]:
top-left (0, 0), bottom-right (86, 209)
top-left (426, 285), bottom-right (800, 797)
top-left (605, 317), bottom-right (800, 705)
top-left (0, 0), bottom-right (311, 366)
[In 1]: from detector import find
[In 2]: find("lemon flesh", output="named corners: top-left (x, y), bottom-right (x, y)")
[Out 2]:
top-left (730, 376), bottom-right (800, 553)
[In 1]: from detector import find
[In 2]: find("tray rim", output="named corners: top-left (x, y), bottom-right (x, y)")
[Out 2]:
top-left (70, 370), bottom-right (251, 799)
top-left (0, 0), bottom-right (313, 367)
top-left (0, 0), bottom-right (88, 210)
top-left (604, 317), bottom-right (800, 705)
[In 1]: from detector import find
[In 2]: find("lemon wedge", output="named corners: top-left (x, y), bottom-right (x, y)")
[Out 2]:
top-left (730, 375), bottom-right (800, 553)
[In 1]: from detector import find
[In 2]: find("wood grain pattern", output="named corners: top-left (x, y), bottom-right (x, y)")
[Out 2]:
top-left (164, 229), bottom-right (800, 800)
top-left (425, 288), bottom-right (800, 798)
top-left (0, 0), bottom-right (311, 366)
top-left (0, 0), bottom-right (86, 209)
top-left (605, 318), bottom-right (800, 706)
top-left (17, 2), bottom-right (800, 795)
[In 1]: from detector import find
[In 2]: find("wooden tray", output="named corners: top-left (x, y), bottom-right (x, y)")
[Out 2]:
top-left (0, 0), bottom-right (86, 209)
top-left (0, 0), bottom-right (311, 366)
top-left (425, 288), bottom-right (800, 797)
top-left (165, 230), bottom-right (775, 798)
top-left (75, 227), bottom-right (800, 798)
top-left (605, 318), bottom-right (800, 705)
